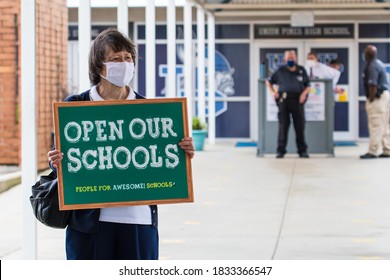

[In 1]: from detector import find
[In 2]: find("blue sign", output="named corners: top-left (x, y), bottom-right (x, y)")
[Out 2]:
top-left (159, 46), bottom-right (236, 118)
top-left (136, 24), bottom-right (250, 137)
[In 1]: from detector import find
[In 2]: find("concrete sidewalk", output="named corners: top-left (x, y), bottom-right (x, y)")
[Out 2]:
top-left (1, 140), bottom-right (390, 260)
top-left (0, 165), bottom-right (21, 193)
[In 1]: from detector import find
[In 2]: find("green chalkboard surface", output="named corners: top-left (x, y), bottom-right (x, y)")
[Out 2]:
top-left (53, 98), bottom-right (193, 210)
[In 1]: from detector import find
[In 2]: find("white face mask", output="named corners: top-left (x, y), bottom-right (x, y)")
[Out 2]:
top-left (306, 59), bottom-right (316, 68)
top-left (101, 62), bottom-right (134, 87)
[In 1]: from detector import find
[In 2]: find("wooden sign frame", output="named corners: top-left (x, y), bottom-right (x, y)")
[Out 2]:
top-left (53, 98), bottom-right (193, 210)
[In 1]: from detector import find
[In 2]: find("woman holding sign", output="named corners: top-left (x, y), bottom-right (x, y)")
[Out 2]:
top-left (47, 28), bottom-right (195, 260)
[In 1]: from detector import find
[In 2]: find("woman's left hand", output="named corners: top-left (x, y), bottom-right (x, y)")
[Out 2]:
top-left (179, 137), bottom-right (195, 159)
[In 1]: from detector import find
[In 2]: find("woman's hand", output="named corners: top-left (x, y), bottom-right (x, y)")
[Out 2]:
top-left (178, 137), bottom-right (195, 159)
top-left (47, 149), bottom-right (63, 168)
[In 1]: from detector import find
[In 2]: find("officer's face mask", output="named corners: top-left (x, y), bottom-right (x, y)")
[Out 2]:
top-left (286, 60), bottom-right (296, 67)
top-left (101, 62), bottom-right (134, 87)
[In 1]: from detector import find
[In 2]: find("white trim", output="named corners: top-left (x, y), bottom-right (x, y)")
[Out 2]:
top-left (166, 0), bottom-right (176, 98)
top-left (67, 0), bottom-right (188, 8)
top-left (117, 0), bottom-right (129, 36)
top-left (249, 23), bottom-right (256, 140)
top-left (205, 2), bottom-right (390, 10)
top-left (358, 38), bottom-right (390, 43)
top-left (351, 40), bottom-right (360, 141)
top-left (21, 0), bottom-right (37, 260)
top-left (78, 0), bottom-right (91, 92)
top-left (197, 7), bottom-right (206, 123)
top-left (184, 0), bottom-right (193, 133)
top-left (68, 21), bottom-right (117, 26)
top-left (213, 10), bottom-right (390, 18)
top-left (133, 20), bottom-right (140, 93)
top-left (207, 13), bottom-right (216, 144)
top-left (136, 38), bottom-right (251, 44)
top-left (145, 0), bottom-right (156, 98)
top-left (250, 19), bottom-right (356, 25)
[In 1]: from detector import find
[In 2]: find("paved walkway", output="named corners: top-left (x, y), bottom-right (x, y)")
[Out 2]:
top-left (1, 140), bottom-right (390, 260)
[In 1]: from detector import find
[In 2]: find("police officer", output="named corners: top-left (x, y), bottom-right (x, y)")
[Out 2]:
top-left (267, 50), bottom-right (311, 158)
top-left (360, 44), bottom-right (390, 159)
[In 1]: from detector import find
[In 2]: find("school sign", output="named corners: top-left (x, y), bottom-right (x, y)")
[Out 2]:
top-left (53, 98), bottom-right (193, 210)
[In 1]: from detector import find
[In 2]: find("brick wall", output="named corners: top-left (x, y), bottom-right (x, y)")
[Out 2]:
top-left (36, 0), bottom-right (68, 170)
top-left (0, 0), bottom-right (68, 170)
top-left (0, 2), bottom-right (19, 165)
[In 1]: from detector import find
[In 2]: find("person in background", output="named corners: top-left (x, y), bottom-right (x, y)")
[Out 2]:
top-left (360, 44), bottom-right (390, 159)
top-left (328, 59), bottom-right (342, 72)
top-left (305, 52), bottom-right (343, 93)
top-left (328, 59), bottom-right (346, 94)
top-left (266, 50), bottom-right (311, 158)
top-left (47, 28), bottom-right (195, 259)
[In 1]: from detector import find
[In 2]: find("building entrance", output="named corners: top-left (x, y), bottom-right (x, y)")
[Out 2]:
top-left (255, 41), bottom-right (356, 142)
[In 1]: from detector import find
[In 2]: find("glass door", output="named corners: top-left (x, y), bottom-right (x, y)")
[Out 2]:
top-left (304, 41), bottom-right (356, 141)
top-left (252, 42), bottom-right (304, 140)
top-left (253, 41), bottom-right (356, 142)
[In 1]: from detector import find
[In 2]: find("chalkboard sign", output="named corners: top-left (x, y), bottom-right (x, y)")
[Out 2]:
top-left (53, 98), bottom-right (193, 210)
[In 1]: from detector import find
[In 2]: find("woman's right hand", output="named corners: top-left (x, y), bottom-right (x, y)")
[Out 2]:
top-left (47, 149), bottom-right (63, 168)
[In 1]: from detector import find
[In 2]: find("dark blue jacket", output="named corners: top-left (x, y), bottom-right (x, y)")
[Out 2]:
top-left (56, 89), bottom-right (158, 234)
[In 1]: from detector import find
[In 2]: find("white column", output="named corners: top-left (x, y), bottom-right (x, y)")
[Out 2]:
top-left (184, 0), bottom-right (193, 132)
top-left (166, 0), bottom-right (176, 98)
top-left (78, 0), bottom-right (91, 92)
top-left (207, 13), bottom-right (216, 144)
top-left (196, 7), bottom-right (206, 123)
top-left (21, 0), bottom-right (37, 259)
top-left (146, 0), bottom-right (156, 98)
top-left (117, 0), bottom-right (128, 36)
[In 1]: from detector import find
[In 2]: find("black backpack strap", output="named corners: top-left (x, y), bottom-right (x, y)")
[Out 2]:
top-left (64, 89), bottom-right (91, 102)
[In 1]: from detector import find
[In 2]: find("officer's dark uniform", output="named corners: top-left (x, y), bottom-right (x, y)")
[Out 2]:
top-left (269, 65), bottom-right (310, 156)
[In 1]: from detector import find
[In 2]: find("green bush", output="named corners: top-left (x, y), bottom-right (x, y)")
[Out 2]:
top-left (192, 116), bottom-right (207, 130)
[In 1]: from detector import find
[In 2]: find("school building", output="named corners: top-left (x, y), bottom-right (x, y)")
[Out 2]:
top-left (68, 1), bottom-right (390, 142)
top-left (1, 0), bottom-right (390, 168)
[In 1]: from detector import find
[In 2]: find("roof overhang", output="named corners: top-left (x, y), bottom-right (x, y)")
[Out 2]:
top-left (199, 1), bottom-right (390, 20)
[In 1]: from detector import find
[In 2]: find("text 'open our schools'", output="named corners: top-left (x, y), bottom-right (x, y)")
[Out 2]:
top-left (63, 117), bottom-right (180, 173)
